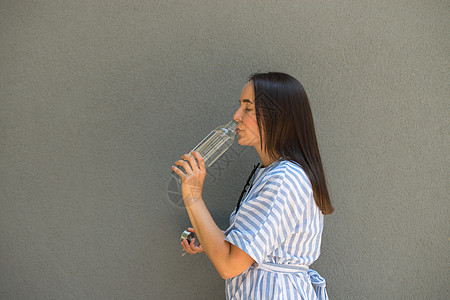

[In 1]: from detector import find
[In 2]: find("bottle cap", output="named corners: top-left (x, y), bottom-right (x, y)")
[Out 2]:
top-left (180, 230), bottom-right (194, 243)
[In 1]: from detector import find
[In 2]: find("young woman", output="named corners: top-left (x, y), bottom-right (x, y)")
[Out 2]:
top-left (172, 72), bottom-right (333, 299)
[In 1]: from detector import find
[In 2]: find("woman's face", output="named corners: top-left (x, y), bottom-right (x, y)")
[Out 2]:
top-left (233, 81), bottom-right (262, 149)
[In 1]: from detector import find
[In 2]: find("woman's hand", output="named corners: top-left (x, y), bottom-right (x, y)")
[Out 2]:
top-left (181, 227), bottom-right (205, 255)
top-left (172, 151), bottom-right (206, 206)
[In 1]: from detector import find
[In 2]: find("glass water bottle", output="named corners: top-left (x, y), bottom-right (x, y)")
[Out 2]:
top-left (171, 120), bottom-right (237, 183)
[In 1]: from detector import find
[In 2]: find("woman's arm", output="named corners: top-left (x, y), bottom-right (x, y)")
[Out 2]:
top-left (185, 195), bottom-right (254, 279)
top-left (173, 151), bottom-right (255, 279)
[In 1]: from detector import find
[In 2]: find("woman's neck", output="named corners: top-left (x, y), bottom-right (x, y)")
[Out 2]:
top-left (255, 147), bottom-right (279, 167)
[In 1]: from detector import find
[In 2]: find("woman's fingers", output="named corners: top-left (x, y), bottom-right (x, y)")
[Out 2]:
top-left (193, 243), bottom-right (204, 253)
top-left (173, 152), bottom-right (199, 175)
top-left (175, 159), bottom-right (193, 174)
top-left (181, 239), bottom-right (192, 253)
top-left (181, 237), bottom-right (204, 255)
top-left (181, 153), bottom-right (200, 172)
top-left (188, 238), bottom-right (204, 253)
top-left (174, 152), bottom-right (205, 177)
top-left (188, 238), bottom-right (196, 251)
top-left (171, 165), bottom-right (185, 178)
top-left (191, 151), bottom-right (206, 171)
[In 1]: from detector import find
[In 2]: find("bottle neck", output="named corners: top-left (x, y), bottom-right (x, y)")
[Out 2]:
top-left (225, 120), bottom-right (237, 132)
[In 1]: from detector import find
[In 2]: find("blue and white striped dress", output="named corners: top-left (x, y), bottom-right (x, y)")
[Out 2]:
top-left (224, 159), bottom-right (328, 299)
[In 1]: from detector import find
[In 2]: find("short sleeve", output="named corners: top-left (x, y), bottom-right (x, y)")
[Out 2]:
top-left (225, 166), bottom-right (310, 265)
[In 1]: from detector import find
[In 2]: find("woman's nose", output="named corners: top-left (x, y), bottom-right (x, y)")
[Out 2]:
top-left (233, 108), bottom-right (242, 122)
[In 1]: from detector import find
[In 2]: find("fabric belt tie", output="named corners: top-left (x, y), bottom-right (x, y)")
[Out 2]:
top-left (255, 262), bottom-right (329, 300)
top-left (306, 269), bottom-right (329, 300)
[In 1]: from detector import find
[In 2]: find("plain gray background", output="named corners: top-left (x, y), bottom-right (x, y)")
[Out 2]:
top-left (1, 1), bottom-right (449, 299)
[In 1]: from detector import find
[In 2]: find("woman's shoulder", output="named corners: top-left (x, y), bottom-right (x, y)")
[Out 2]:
top-left (268, 160), bottom-right (312, 193)
top-left (269, 159), bottom-right (308, 178)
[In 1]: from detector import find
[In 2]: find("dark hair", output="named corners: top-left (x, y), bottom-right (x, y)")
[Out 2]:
top-left (249, 72), bottom-right (334, 215)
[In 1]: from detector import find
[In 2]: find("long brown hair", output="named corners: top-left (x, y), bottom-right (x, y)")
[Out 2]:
top-left (250, 72), bottom-right (334, 215)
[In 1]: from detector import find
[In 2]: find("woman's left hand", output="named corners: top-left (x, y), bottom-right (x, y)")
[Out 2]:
top-left (172, 151), bottom-right (206, 206)
top-left (181, 227), bottom-right (205, 255)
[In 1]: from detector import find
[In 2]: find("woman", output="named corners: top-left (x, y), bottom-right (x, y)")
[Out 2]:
top-left (172, 72), bottom-right (333, 299)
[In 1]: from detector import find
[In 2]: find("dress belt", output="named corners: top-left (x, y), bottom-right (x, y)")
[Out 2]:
top-left (255, 262), bottom-right (329, 300)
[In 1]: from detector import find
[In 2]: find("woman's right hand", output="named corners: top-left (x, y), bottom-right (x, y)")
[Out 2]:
top-left (181, 227), bottom-right (205, 255)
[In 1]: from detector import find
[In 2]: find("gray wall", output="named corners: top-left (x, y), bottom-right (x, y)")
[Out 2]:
top-left (1, 1), bottom-right (448, 299)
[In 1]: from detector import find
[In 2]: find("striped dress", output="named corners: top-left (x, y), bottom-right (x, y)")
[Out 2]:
top-left (224, 160), bottom-right (328, 299)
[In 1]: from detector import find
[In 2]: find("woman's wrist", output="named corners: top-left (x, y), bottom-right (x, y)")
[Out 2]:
top-left (183, 196), bottom-right (203, 208)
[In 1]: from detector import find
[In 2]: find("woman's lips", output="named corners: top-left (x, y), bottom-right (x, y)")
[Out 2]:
top-left (236, 129), bottom-right (242, 134)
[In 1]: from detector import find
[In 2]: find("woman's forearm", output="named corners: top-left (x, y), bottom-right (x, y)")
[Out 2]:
top-left (184, 197), bottom-right (232, 275)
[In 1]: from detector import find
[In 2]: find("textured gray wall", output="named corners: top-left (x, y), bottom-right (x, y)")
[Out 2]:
top-left (1, 1), bottom-right (448, 299)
